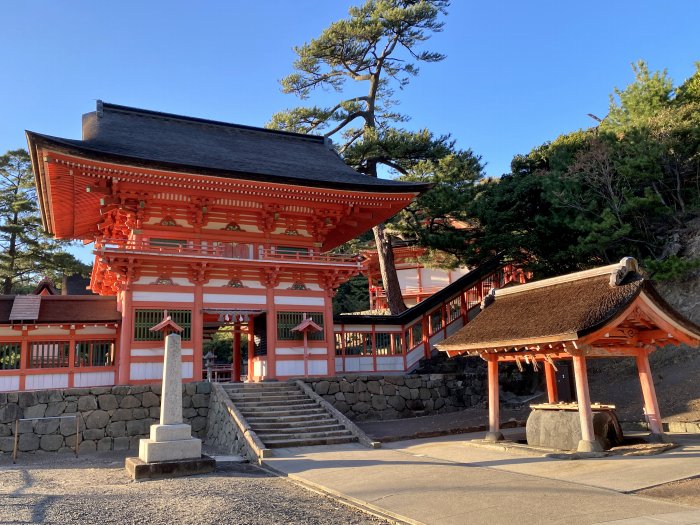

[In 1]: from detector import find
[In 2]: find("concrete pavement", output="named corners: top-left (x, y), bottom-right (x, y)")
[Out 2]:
top-left (264, 431), bottom-right (700, 525)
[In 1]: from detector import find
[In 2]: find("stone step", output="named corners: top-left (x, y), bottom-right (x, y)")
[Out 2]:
top-left (223, 383), bottom-right (297, 391)
top-left (251, 420), bottom-right (342, 431)
top-left (230, 398), bottom-right (312, 407)
top-left (263, 436), bottom-right (358, 448)
top-left (253, 423), bottom-right (345, 435)
top-left (240, 407), bottom-right (327, 417)
top-left (228, 393), bottom-right (308, 401)
top-left (257, 429), bottom-right (353, 441)
top-left (245, 414), bottom-right (335, 424)
top-left (235, 399), bottom-right (319, 412)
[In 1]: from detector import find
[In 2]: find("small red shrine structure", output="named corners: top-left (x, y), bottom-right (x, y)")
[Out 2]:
top-left (437, 257), bottom-right (700, 450)
top-left (22, 101), bottom-right (429, 387)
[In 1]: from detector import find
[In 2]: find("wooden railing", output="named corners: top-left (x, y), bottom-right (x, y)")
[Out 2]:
top-left (95, 238), bottom-right (362, 267)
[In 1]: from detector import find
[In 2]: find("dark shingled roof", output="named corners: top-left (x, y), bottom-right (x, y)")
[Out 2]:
top-left (26, 101), bottom-right (430, 193)
top-left (0, 296), bottom-right (120, 324)
top-left (438, 268), bottom-right (700, 352)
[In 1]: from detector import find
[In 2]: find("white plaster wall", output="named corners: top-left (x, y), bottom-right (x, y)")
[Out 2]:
top-left (26, 374), bottom-right (69, 390)
top-left (276, 360), bottom-right (304, 377)
top-left (429, 332), bottom-right (445, 347)
top-left (421, 268), bottom-right (450, 288)
top-left (253, 359), bottom-right (267, 377)
top-left (73, 371), bottom-right (115, 387)
top-left (398, 269), bottom-right (419, 290)
top-left (131, 348), bottom-right (194, 357)
top-left (377, 356), bottom-right (404, 371)
top-left (274, 296), bottom-right (325, 307)
top-left (342, 357), bottom-right (374, 372)
top-left (132, 291), bottom-right (195, 303)
top-left (0, 327), bottom-right (18, 337)
top-left (0, 375), bottom-right (20, 391)
top-left (307, 360), bottom-right (327, 375)
top-left (335, 357), bottom-right (344, 372)
top-left (406, 346), bottom-right (423, 367)
top-left (24, 327), bottom-right (70, 336)
top-left (203, 293), bottom-right (266, 305)
top-left (76, 326), bottom-right (118, 336)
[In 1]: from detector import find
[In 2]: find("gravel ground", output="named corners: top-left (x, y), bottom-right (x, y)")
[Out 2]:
top-left (637, 477), bottom-right (700, 508)
top-left (0, 452), bottom-right (387, 525)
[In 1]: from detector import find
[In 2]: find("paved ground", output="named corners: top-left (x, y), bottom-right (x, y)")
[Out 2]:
top-left (0, 451), bottom-right (387, 524)
top-left (265, 430), bottom-right (700, 525)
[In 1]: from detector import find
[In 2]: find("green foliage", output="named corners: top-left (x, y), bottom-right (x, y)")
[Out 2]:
top-left (0, 149), bottom-right (89, 294)
top-left (202, 328), bottom-right (248, 364)
top-left (643, 256), bottom-right (700, 281)
top-left (333, 274), bottom-right (370, 315)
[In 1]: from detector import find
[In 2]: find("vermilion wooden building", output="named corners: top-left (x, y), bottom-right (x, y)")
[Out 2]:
top-left (22, 101), bottom-right (429, 388)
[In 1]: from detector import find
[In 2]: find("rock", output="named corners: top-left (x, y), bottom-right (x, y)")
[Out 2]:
top-left (328, 382), bottom-right (340, 395)
top-left (388, 396), bottom-right (406, 411)
top-left (106, 421), bottom-right (126, 438)
top-left (345, 393), bottom-right (358, 404)
top-left (315, 381), bottom-right (330, 395)
top-left (334, 401), bottom-right (350, 413)
top-left (132, 408), bottom-right (149, 419)
top-left (86, 410), bottom-right (109, 429)
top-left (184, 383), bottom-right (197, 396)
top-left (371, 396), bottom-right (387, 411)
top-left (18, 433), bottom-right (40, 451)
top-left (410, 389), bottom-right (420, 400)
top-left (383, 384), bottom-right (396, 396)
top-left (196, 382), bottom-right (211, 394)
top-left (90, 387), bottom-right (112, 395)
top-left (0, 425), bottom-right (10, 437)
top-left (191, 417), bottom-right (206, 432)
top-left (405, 378), bottom-right (421, 389)
top-left (97, 394), bottom-right (119, 411)
top-left (79, 440), bottom-right (97, 453)
top-left (120, 395), bottom-right (141, 408)
top-left (77, 396), bottom-right (98, 412)
top-left (340, 381), bottom-right (353, 393)
top-left (111, 409), bottom-right (133, 422)
top-left (97, 437), bottom-right (112, 451)
top-left (398, 386), bottom-right (411, 399)
top-left (367, 381), bottom-right (382, 395)
top-left (334, 392), bottom-right (345, 401)
top-left (34, 419), bottom-right (60, 435)
top-left (419, 388), bottom-right (431, 400)
top-left (126, 419), bottom-right (151, 436)
top-left (83, 428), bottom-right (105, 440)
top-left (0, 403), bottom-right (21, 423)
top-left (60, 417), bottom-right (79, 436)
top-left (23, 404), bottom-right (47, 419)
top-left (141, 392), bottom-right (160, 408)
top-left (385, 376), bottom-right (405, 386)
top-left (40, 434), bottom-right (64, 451)
top-left (0, 436), bottom-right (15, 452)
top-left (354, 402), bottom-right (370, 414)
top-left (45, 402), bottom-right (67, 417)
top-left (113, 437), bottom-right (131, 450)
top-left (191, 394), bottom-right (208, 408)
top-left (183, 407), bottom-right (197, 419)
top-left (526, 409), bottom-right (624, 451)
top-left (18, 391), bottom-right (38, 408)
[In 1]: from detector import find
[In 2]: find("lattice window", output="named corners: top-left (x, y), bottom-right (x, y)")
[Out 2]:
top-left (30, 341), bottom-right (70, 368)
top-left (134, 309), bottom-right (192, 341)
top-left (392, 333), bottom-right (404, 355)
top-left (430, 309), bottom-right (443, 334)
top-left (375, 333), bottom-right (391, 355)
top-left (335, 333), bottom-right (344, 356)
top-left (343, 332), bottom-right (371, 356)
top-left (0, 342), bottom-right (21, 370)
top-left (276, 312), bottom-right (325, 341)
top-left (410, 323), bottom-right (423, 349)
top-left (447, 296), bottom-right (462, 323)
top-left (75, 340), bottom-right (115, 367)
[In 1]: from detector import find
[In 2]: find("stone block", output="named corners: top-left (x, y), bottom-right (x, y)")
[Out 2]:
top-left (60, 416), bottom-right (80, 436)
top-left (0, 425), bottom-right (10, 437)
top-left (410, 389), bottom-right (420, 400)
top-left (0, 403), bottom-right (21, 423)
top-left (36, 391), bottom-right (51, 404)
top-left (340, 381), bottom-right (353, 393)
top-left (106, 421), bottom-right (126, 437)
top-left (345, 393), bottom-right (358, 404)
top-left (151, 384), bottom-right (162, 395)
top-left (405, 378), bottom-right (421, 389)
top-left (139, 437), bottom-right (202, 463)
top-left (40, 434), bottom-right (64, 451)
top-left (191, 394), bottom-right (207, 408)
top-left (97, 394), bottom-right (119, 411)
top-left (112, 408), bottom-right (133, 421)
top-left (112, 386), bottom-right (130, 396)
top-left (150, 424), bottom-right (192, 442)
top-left (355, 381), bottom-right (367, 392)
top-left (315, 381), bottom-right (330, 395)
top-left (358, 391), bottom-right (371, 402)
top-left (18, 433), bottom-right (40, 452)
top-left (18, 391), bottom-right (38, 408)
top-left (7, 393), bottom-right (18, 403)
top-left (197, 408), bottom-right (208, 417)
top-left (83, 428), bottom-right (105, 440)
top-left (64, 402), bottom-right (77, 413)
top-left (149, 407), bottom-right (160, 418)
top-left (125, 455), bottom-right (214, 481)
top-left (328, 382), bottom-right (340, 395)
top-left (367, 381), bottom-right (381, 395)
top-left (141, 392), bottom-right (160, 408)
top-left (182, 408), bottom-right (197, 419)
top-left (23, 404), bottom-right (47, 419)
top-left (354, 402), bottom-right (370, 413)
top-left (45, 402), bottom-right (67, 417)
top-left (184, 383), bottom-right (197, 396)
top-left (126, 419), bottom-right (152, 436)
top-left (114, 437), bottom-right (131, 450)
top-left (86, 410), bottom-right (109, 429)
top-left (0, 436), bottom-right (15, 452)
top-left (97, 437), bottom-right (113, 451)
top-left (196, 382), bottom-right (211, 394)
top-left (419, 388), bottom-right (431, 400)
top-left (526, 409), bottom-right (623, 451)
top-left (334, 392), bottom-right (345, 401)
top-left (34, 419), bottom-right (60, 435)
top-left (398, 386), bottom-right (411, 399)
top-left (77, 395), bottom-right (98, 412)
top-left (80, 440), bottom-right (96, 453)
top-left (334, 401), bottom-right (350, 413)
top-left (383, 384), bottom-right (396, 396)
top-left (182, 396), bottom-right (192, 408)
top-left (388, 396), bottom-right (406, 411)
top-left (120, 395), bottom-right (141, 409)
top-left (371, 396), bottom-right (387, 411)
top-left (190, 417), bottom-right (207, 433)
top-left (133, 408), bottom-right (149, 420)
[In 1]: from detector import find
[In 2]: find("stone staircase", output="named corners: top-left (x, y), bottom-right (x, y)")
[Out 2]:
top-left (222, 382), bottom-right (358, 448)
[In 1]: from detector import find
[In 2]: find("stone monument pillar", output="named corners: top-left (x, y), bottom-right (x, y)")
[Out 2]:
top-left (138, 333), bottom-right (202, 462)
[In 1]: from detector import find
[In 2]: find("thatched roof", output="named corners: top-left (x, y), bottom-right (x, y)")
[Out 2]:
top-left (437, 258), bottom-right (700, 354)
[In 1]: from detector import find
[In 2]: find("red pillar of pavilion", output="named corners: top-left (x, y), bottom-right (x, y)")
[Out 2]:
top-left (485, 355), bottom-right (504, 442)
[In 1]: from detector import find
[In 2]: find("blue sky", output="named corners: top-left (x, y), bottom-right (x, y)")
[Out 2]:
top-left (2, 1), bottom-right (699, 262)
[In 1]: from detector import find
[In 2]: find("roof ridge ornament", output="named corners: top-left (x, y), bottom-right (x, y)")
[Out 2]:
top-left (610, 257), bottom-right (639, 287)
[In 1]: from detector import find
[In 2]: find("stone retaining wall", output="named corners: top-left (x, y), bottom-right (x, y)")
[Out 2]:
top-left (0, 383), bottom-right (210, 455)
top-left (205, 383), bottom-right (252, 460)
top-left (302, 374), bottom-right (486, 421)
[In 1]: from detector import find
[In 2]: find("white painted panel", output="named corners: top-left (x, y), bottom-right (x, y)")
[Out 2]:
top-left (445, 318), bottom-right (464, 336)
top-left (344, 357), bottom-right (360, 372)
top-left (276, 360), bottom-right (304, 376)
top-left (335, 357), bottom-right (344, 372)
top-left (25, 327), bottom-right (70, 336)
top-left (421, 268), bottom-right (450, 288)
top-left (76, 326), bottom-right (118, 335)
top-left (130, 362), bottom-right (163, 381)
top-left (205, 279), bottom-right (231, 287)
top-left (398, 269), bottom-right (419, 290)
top-left (73, 371), bottom-right (115, 388)
top-left (182, 362), bottom-right (193, 379)
top-left (274, 296), bottom-right (325, 306)
top-left (372, 326), bottom-right (403, 333)
top-left (308, 348), bottom-right (327, 355)
top-left (429, 332), bottom-right (445, 347)
top-left (307, 360), bottom-right (327, 375)
top-left (377, 356), bottom-right (403, 371)
top-left (359, 357), bottom-right (375, 372)
top-left (0, 327), bottom-right (19, 337)
top-left (0, 375), bottom-right (20, 391)
top-left (276, 348), bottom-right (304, 356)
top-left (407, 346), bottom-right (423, 367)
top-left (253, 359), bottom-right (267, 377)
top-left (131, 348), bottom-right (193, 357)
top-left (133, 292), bottom-right (194, 303)
top-left (26, 373), bottom-right (69, 390)
top-left (203, 293), bottom-right (266, 305)
top-left (336, 324), bottom-right (373, 332)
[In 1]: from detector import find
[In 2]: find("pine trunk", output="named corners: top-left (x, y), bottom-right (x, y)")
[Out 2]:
top-left (372, 223), bottom-right (407, 314)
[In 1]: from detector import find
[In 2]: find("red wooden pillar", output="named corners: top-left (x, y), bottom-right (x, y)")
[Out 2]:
top-left (117, 289), bottom-right (132, 384)
top-left (247, 316), bottom-right (255, 382)
top-left (325, 297), bottom-right (336, 377)
top-left (636, 350), bottom-right (664, 439)
top-left (544, 361), bottom-right (559, 403)
top-left (422, 315), bottom-right (430, 359)
top-left (572, 354), bottom-right (602, 452)
top-left (486, 355), bottom-right (504, 442)
top-left (265, 286), bottom-right (276, 379)
top-left (232, 321), bottom-right (241, 383)
top-left (191, 282), bottom-right (204, 382)
top-left (67, 326), bottom-right (76, 387)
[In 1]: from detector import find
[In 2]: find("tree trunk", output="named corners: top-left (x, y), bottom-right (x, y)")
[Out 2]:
top-left (372, 223), bottom-right (407, 314)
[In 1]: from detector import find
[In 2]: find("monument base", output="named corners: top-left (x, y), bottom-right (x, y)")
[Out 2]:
top-left (139, 436), bottom-right (202, 463)
top-left (125, 455), bottom-right (216, 481)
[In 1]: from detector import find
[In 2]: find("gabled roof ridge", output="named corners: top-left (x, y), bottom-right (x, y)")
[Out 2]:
top-left (495, 257), bottom-right (639, 298)
top-left (98, 101), bottom-right (326, 144)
